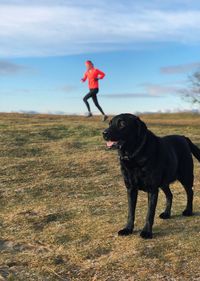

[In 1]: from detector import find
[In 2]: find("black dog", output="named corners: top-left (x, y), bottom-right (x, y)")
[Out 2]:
top-left (103, 114), bottom-right (200, 239)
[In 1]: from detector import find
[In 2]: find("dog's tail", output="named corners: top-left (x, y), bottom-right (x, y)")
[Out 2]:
top-left (186, 137), bottom-right (200, 162)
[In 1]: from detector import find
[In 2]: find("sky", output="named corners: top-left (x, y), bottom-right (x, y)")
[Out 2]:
top-left (1, 0), bottom-right (200, 114)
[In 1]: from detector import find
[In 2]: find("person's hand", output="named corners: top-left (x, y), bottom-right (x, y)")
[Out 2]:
top-left (81, 78), bottom-right (84, 82)
top-left (94, 78), bottom-right (99, 81)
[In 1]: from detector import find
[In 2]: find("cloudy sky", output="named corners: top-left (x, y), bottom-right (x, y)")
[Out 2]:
top-left (1, 0), bottom-right (200, 114)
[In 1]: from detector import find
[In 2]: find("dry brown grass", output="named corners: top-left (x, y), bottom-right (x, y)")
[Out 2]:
top-left (0, 112), bottom-right (200, 281)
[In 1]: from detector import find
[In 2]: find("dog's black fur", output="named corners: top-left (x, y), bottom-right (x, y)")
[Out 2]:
top-left (103, 113), bottom-right (200, 239)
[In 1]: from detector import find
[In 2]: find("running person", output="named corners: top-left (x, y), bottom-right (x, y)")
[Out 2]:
top-left (81, 60), bottom-right (108, 121)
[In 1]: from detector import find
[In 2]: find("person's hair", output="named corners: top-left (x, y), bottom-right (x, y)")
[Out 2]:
top-left (86, 60), bottom-right (93, 66)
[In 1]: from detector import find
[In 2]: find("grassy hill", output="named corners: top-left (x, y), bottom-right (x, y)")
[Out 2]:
top-left (0, 113), bottom-right (200, 281)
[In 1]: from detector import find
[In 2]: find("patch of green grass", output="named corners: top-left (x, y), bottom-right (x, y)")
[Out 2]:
top-left (39, 125), bottom-right (70, 140)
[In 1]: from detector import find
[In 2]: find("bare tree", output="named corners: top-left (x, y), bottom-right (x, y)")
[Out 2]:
top-left (185, 70), bottom-right (200, 105)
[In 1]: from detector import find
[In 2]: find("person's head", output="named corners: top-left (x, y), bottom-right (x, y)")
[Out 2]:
top-left (85, 60), bottom-right (94, 70)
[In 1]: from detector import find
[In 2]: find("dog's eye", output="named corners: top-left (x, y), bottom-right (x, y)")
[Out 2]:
top-left (118, 120), bottom-right (126, 129)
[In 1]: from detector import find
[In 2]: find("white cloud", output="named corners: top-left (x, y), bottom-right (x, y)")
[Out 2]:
top-left (57, 85), bottom-right (77, 93)
top-left (160, 62), bottom-right (200, 74)
top-left (0, 60), bottom-right (28, 74)
top-left (143, 83), bottom-right (185, 96)
top-left (103, 93), bottom-right (162, 98)
top-left (0, 2), bottom-right (200, 57)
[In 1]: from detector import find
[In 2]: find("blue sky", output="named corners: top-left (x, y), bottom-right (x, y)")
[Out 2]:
top-left (1, 0), bottom-right (200, 114)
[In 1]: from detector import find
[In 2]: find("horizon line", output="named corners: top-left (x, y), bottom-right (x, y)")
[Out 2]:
top-left (1, 109), bottom-right (200, 116)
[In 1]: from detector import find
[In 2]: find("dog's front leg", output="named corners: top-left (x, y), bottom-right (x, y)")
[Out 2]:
top-left (118, 187), bottom-right (138, 236)
top-left (140, 190), bottom-right (158, 239)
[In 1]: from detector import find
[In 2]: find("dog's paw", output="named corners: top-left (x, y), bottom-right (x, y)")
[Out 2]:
top-left (159, 212), bottom-right (171, 219)
top-left (140, 230), bottom-right (153, 239)
top-left (182, 209), bottom-right (193, 216)
top-left (118, 228), bottom-right (133, 236)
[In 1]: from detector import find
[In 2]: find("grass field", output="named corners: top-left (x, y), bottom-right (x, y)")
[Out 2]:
top-left (0, 113), bottom-right (200, 281)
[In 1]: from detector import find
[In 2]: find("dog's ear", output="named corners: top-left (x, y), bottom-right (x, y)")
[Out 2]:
top-left (136, 118), bottom-right (147, 138)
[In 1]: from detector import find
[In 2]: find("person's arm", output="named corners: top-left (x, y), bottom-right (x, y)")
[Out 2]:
top-left (81, 72), bottom-right (87, 82)
top-left (97, 69), bottom-right (105, 80)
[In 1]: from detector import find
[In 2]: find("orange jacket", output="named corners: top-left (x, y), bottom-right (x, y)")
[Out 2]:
top-left (82, 68), bottom-right (105, 89)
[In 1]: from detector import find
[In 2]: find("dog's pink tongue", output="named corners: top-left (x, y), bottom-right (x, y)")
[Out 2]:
top-left (106, 141), bottom-right (117, 148)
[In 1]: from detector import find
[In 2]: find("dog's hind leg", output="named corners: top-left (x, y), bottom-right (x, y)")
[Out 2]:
top-left (177, 152), bottom-right (194, 216)
top-left (159, 185), bottom-right (173, 219)
top-left (182, 185), bottom-right (194, 216)
top-left (178, 169), bottom-right (194, 216)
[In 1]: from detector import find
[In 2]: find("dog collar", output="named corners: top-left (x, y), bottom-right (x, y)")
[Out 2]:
top-left (119, 133), bottom-right (147, 161)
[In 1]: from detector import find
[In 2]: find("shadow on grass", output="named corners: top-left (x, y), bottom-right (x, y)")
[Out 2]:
top-left (153, 214), bottom-right (200, 238)
top-left (24, 211), bottom-right (77, 231)
top-left (170, 211), bottom-right (200, 219)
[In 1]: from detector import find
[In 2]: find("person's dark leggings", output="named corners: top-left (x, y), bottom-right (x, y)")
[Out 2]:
top-left (83, 88), bottom-right (105, 115)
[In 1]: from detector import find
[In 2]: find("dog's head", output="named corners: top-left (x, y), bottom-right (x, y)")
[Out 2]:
top-left (103, 113), bottom-right (147, 150)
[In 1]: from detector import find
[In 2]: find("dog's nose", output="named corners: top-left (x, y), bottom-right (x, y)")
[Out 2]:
top-left (103, 129), bottom-right (109, 140)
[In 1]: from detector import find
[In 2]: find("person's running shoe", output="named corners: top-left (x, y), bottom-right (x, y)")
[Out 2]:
top-left (86, 112), bottom-right (93, 118)
top-left (102, 115), bottom-right (108, 122)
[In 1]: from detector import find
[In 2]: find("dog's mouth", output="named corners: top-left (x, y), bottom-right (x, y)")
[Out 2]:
top-left (106, 140), bottom-right (119, 149)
